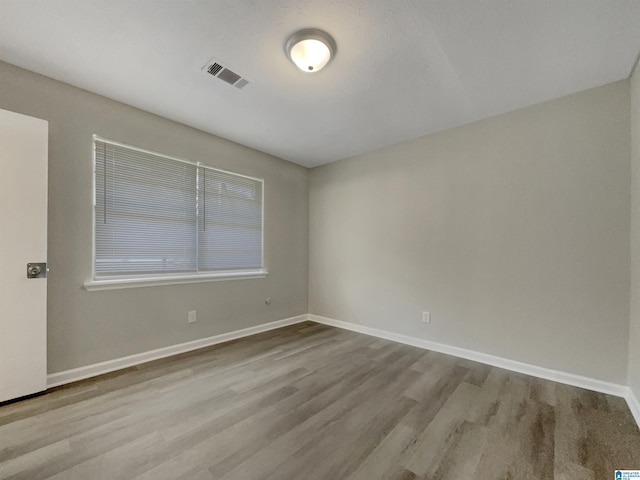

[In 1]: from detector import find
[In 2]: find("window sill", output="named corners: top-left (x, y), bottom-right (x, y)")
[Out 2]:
top-left (83, 270), bottom-right (268, 291)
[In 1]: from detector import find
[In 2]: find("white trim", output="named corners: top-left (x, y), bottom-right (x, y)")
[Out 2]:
top-left (93, 135), bottom-right (263, 181)
top-left (90, 134), bottom-right (266, 287)
top-left (309, 314), bottom-right (629, 398)
top-left (625, 387), bottom-right (640, 429)
top-left (83, 270), bottom-right (268, 291)
top-left (91, 137), bottom-right (96, 281)
top-left (47, 314), bottom-right (308, 388)
top-left (260, 180), bottom-right (265, 275)
top-left (44, 310), bottom-right (640, 431)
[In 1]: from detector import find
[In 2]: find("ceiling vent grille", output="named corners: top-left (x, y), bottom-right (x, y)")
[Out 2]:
top-left (203, 59), bottom-right (249, 90)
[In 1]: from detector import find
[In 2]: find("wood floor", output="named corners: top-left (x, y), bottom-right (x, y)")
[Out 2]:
top-left (0, 322), bottom-right (638, 480)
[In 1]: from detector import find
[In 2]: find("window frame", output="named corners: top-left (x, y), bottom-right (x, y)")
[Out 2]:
top-left (84, 135), bottom-right (267, 291)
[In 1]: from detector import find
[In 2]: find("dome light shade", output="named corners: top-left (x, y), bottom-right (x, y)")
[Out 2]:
top-left (289, 39), bottom-right (330, 72)
top-left (285, 29), bottom-right (336, 73)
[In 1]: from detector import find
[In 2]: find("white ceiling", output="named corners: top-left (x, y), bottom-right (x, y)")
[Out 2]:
top-left (1, 1), bottom-right (640, 168)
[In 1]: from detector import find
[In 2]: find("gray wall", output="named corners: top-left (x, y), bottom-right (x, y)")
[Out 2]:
top-left (0, 61), bottom-right (309, 374)
top-left (310, 81), bottom-right (631, 384)
top-left (0, 57), bottom-right (633, 387)
top-left (630, 60), bottom-right (640, 398)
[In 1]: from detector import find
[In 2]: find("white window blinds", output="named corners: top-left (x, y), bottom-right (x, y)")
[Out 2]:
top-left (93, 137), bottom-right (263, 279)
top-left (198, 168), bottom-right (263, 272)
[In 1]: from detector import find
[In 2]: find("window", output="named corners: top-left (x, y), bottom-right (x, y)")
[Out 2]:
top-left (86, 136), bottom-right (265, 290)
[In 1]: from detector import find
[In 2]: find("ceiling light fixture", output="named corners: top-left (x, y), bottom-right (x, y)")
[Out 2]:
top-left (285, 28), bottom-right (336, 73)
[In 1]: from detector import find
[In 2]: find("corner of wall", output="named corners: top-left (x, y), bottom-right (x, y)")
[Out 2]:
top-left (629, 55), bottom-right (640, 404)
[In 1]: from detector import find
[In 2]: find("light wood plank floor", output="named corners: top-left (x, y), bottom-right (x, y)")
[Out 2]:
top-left (0, 322), bottom-right (639, 480)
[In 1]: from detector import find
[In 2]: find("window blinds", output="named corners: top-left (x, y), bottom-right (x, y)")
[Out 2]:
top-left (94, 138), bottom-right (263, 278)
top-left (198, 168), bottom-right (263, 271)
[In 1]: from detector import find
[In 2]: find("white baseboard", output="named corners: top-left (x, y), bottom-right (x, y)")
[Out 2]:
top-left (625, 387), bottom-right (640, 429)
top-left (47, 314), bottom-right (309, 388)
top-left (309, 314), bottom-right (629, 398)
top-left (45, 311), bottom-right (640, 431)
top-left (311, 314), bottom-right (640, 429)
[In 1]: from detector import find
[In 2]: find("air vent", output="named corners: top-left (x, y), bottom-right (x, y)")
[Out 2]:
top-left (202, 59), bottom-right (250, 90)
top-left (217, 68), bottom-right (241, 85)
top-left (207, 62), bottom-right (223, 76)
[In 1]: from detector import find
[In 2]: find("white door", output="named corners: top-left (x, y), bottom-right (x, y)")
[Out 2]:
top-left (0, 108), bottom-right (48, 403)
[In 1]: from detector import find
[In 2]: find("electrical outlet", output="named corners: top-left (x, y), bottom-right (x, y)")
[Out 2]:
top-left (188, 311), bottom-right (197, 324)
top-left (422, 311), bottom-right (431, 324)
